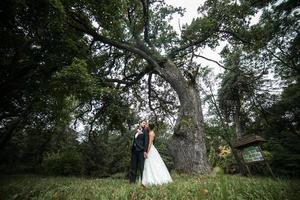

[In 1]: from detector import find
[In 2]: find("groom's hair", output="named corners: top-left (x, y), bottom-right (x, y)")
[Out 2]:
top-left (149, 123), bottom-right (155, 130)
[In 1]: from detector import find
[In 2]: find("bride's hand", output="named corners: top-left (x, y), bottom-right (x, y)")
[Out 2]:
top-left (144, 152), bottom-right (148, 159)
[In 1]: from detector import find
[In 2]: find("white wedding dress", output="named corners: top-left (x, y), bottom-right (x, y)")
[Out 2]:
top-left (141, 142), bottom-right (173, 185)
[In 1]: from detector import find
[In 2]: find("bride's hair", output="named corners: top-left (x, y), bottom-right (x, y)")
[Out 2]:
top-left (148, 123), bottom-right (155, 130)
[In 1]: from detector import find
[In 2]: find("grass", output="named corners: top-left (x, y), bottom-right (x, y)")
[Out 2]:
top-left (0, 173), bottom-right (299, 200)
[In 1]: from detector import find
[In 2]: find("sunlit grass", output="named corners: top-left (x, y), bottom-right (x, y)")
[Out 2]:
top-left (1, 172), bottom-right (299, 200)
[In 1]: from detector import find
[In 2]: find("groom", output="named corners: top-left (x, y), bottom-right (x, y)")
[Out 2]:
top-left (129, 121), bottom-right (149, 184)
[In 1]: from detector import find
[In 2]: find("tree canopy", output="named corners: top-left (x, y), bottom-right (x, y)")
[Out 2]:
top-left (0, 0), bottom-right (299, 176)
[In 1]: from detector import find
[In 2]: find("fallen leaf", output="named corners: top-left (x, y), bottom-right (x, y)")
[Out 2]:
top-left (53, 192), bottom-right (59, 199)
top-left (201, 189), bottom-right (209, 195)
top-left (130, 192), bottom-right (137, 200)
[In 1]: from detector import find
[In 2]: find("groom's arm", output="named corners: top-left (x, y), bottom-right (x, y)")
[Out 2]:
top-left (143, 129), bottom-right (149, 153)
top-left (131, 130), bottom-right (136, 150)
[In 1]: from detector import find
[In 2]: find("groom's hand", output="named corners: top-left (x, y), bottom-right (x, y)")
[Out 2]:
top-left (144, 152), bottom-right (148, 159)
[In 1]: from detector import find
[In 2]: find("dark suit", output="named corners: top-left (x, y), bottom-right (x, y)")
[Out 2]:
top-left (129, 127), bottom-right (149, 183)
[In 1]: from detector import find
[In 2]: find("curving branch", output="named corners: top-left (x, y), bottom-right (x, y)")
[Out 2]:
top-left (147, 73), bottom-right (154, 111)
top-left (168, 34), bottom-right (211, 58)
top-left (140, 0), bottom-right (150, 44)
top-left (146, 73), bottom-right (161, 127)
top-left (68, 13), bottom-right (161, 70)
top-left (266, 48), bottom-right (296, 71)
top-left (146, 73), bottom-right (177, 116)
top-left (218, 29), bottom-right (253, 44)
top-left (104, 67), bottom-right (152, 90)
top-left (193, 54), bottom-right (230, 70)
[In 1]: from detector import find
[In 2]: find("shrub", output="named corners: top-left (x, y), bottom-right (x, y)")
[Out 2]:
top-left (41, 150), bottom-right (84, 176)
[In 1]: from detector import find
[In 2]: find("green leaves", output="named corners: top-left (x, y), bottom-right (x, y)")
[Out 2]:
top-left (50, 0), bottom-right (66, 17)
top-left (182, 16), bottom-right (219, 49)
top-left (50, 58), bottom-right (97, 101)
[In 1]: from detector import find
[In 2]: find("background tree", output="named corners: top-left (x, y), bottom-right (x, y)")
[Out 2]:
top-left (200, 0), bottom-right (299, 176)
top-left (1, 0), bottom-right (299, 177)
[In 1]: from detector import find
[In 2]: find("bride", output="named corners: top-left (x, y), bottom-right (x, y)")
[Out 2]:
top-left (141, 123), bottom-right (173, 186)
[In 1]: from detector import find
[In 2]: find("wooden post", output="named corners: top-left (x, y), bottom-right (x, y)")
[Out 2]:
top-left (237, 149), bottom-right (249, 176)
top-left (258, 146), bottom-right (276, 179)
top-left (244, 164), bottom-right (252, 176)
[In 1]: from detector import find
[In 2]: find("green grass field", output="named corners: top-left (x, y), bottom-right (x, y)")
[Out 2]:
top-left (1, 173), bottom-right (299, 200)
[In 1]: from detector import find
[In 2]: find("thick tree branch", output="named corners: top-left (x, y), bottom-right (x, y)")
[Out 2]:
top-left (104, 67), bottom-right (151, 90)
top-left (147, 73), bottom-right (155, 111)
top-left (266, 48), bottom-right (296, 71)
top-left (168, 34), bottom-right (211, 58)
top-left (147, 74), bottom-right (176, 116)
top-left (218, 29), bottom-right (253, 44)
top-left (68, 13), bottom-right (161, 70)
top-left (140, 0), bottom-right (150, 44)
top-left (194, 54), bottom-right (230, 70)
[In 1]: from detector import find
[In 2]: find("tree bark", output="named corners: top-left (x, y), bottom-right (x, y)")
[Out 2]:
top-left (234, 98), bottom-right (242, 139)
top-left (156, 59), bottom-right (211, 173)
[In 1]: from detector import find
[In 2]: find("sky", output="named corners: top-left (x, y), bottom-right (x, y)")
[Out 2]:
top-left (165, 0), bottom-right (204, 31)
top-left (165, 0), bottom-right (225, 75)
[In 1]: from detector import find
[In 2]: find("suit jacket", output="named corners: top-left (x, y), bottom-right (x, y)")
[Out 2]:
top-left (132, 127), bottom-right (149, 153)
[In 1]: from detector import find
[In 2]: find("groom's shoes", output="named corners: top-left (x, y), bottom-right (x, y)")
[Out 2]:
top-left (129, 181), bottom-right (135, 185)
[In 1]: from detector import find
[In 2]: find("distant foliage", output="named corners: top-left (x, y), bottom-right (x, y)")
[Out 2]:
top-left (41, 149), bottom-right (84, 176)
top-left (154, 136), bottom-right (174, 170)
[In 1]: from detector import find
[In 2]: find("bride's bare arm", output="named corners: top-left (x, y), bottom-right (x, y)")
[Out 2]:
top-left (147, 131), bottom-right (155, 153)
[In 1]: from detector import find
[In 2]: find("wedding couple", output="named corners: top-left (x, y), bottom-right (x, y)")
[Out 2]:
top-left (129, 121), bottom-right (173, 186)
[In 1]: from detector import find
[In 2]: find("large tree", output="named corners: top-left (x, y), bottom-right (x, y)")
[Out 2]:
top-left (54, 0), bottom-right (269, 173)
top-left (54, 0), bottom-right (219, 173)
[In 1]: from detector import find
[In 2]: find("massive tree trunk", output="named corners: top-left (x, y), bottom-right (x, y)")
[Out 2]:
top-left (234, 98), bottom-right (242, 139)
top-left (156, 59), bottom-right (211, 173)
